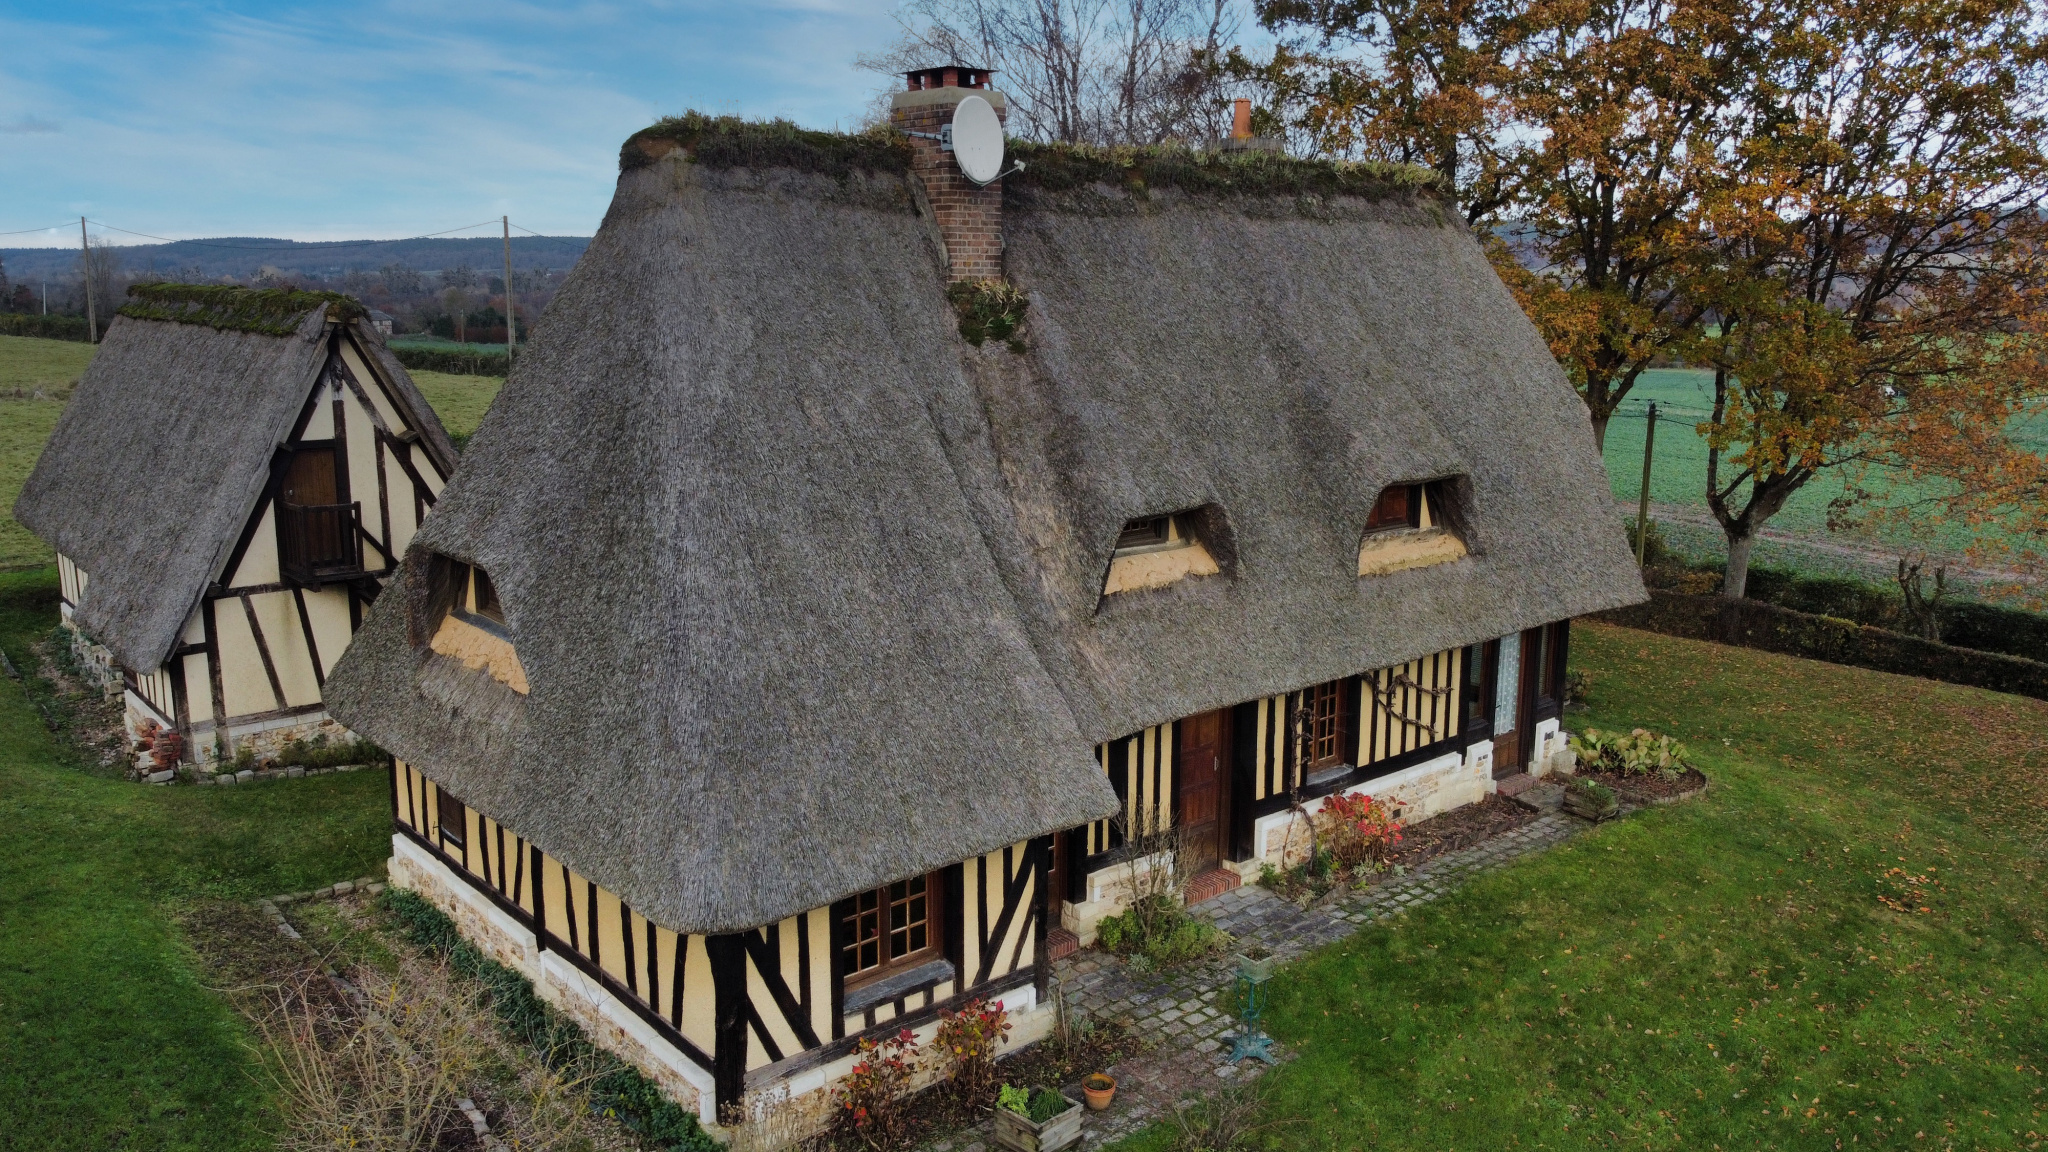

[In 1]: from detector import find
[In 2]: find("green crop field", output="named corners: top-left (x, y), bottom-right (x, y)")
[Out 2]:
top-left (1598, 369), bottom-right (2048, 583)
top-left (0, 336), bottom-right (503, 572)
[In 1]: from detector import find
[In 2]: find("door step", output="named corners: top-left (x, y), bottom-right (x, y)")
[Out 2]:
top-left (1184, 867), bottom-right (1243, 906)
top-left (1046, 927), bottom-right (1080, 962)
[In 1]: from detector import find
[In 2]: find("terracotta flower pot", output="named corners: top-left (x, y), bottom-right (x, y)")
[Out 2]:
top-left (1083, 1073), bottom-right (1116, 1111)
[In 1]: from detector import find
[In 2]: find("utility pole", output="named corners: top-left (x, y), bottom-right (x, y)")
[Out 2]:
top-left (1635, 402), bottom-right (1659, 566)
top-left (42, 280), bottom-right (47, 315)
top-left (502, 216), bottom-right (517, 363)
top-left (79, 217), bottom-right (97, 343)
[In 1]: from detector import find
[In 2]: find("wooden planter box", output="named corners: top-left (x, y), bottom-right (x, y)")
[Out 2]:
top-left (992, 1094), bottom-right (1083, 1152)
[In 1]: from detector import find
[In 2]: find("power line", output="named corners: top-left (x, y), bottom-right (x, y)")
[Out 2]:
top-left (0, 223), bottom-right (73, 236)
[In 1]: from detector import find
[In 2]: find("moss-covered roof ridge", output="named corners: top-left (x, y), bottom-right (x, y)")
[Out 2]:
top-left (621, 111), bottom-right (913, 177)
top-left (1006, 139), bottom-right (1448, 202)
top-left (618, 109), bottom-right (1449, 203)
top-left (118, 283), bottom-right (365, 336)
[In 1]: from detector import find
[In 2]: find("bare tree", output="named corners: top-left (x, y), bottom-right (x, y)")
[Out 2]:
top-left (859, 0), bottom-right (1246, 145)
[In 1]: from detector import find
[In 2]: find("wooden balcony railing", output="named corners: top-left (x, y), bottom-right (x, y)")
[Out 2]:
top-left (278, 501), bottom-right (364, 587)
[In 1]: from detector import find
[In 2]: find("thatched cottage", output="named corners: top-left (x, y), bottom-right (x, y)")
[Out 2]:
top-left (325, 69), bottom-right (1644, 1136)
top-left (15, 285), bottom-right (456, 773)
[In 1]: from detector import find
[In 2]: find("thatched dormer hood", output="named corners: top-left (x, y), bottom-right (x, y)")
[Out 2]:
top-left (327, 117), bottom-right (1644, 935)
top-left (15, 287), bottom-right (456, 673)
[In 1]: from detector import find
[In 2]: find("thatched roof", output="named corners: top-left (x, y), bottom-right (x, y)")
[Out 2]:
top-left (14, 291), bottom-right (456, 672)
top-left (327, 122), bottom-right (1644, 935)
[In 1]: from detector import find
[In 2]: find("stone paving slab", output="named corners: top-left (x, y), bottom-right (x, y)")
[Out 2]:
top-left (1029, 809), bottom-right (1591, 1147)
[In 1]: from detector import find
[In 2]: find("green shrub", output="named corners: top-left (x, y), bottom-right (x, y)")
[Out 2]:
top-left (380, 889), bottom-right (717, 1151)
top-left (388, 345), bottom-right (511, 378)
top-left (1094, 894), bottom-right (1229, 967)
top-left (275, 735), bottom-right (384, 770)
top-left (1625, 517), bottom-right (1673, 566)
top-left (0, 314), bottom-right (94, 342)
top-left (1569, 727), bottom-right (1691, 776)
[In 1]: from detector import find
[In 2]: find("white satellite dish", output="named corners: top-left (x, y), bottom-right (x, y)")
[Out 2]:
top-left (951, 95), bottom-right (1005, 184)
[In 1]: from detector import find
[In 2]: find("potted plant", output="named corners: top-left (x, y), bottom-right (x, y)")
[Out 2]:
top-left (1233, 942), bottom-right (1275, 983)
top-left (1082, 1073), bottom-right (1117, 1111)
top-left (993, 1084), bottom-right (1082, 1152)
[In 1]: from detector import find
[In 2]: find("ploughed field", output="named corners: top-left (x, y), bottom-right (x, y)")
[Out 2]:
top-left (1112, 622), bottom-right (2048, 1151)
top-left (0, 335), bottom-right (504, 571)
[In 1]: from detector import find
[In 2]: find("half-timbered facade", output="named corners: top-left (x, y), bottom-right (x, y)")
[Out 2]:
top-left (16, 286), bottom-right (456, 772)
top-left (328, 74), bottom-right (1644, 1143)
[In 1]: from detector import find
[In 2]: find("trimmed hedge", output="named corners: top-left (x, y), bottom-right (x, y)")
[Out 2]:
top-left (388, 344), bottom-right (511, 378)
top-left (0, 314), bottom-right (94, 342)
top-left (380, 888), bottom-right (718, 1150)
top-left (1643, 555), bottom-right (2048, 666)
top-left (1594, 591), bottom-right (2048, 702)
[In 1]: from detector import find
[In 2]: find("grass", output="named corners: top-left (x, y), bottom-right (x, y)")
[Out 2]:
top-left (0, 567), bottom-right (394, 1151)
top-left (0, 335), bottom-right (95, 570)
top-left (408, 369), bottom-right (503, 442)
top-left (1109, 622), bottom-right (2048, 1151)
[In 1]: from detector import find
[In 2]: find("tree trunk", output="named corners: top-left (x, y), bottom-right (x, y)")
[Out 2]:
top-left (1589, 411), bottom-right (1609, 453)
top-left (1723, 527), bottom-right (1758, 599)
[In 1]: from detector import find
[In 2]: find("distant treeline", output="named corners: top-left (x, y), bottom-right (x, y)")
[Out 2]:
top-left (0, 235), bottom-right (589, 285)
top-left (0, 315), bottom-right (94, 342)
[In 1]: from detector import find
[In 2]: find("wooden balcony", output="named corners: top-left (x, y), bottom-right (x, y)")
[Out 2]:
top-left (278, 500), bottom-right (365, 588)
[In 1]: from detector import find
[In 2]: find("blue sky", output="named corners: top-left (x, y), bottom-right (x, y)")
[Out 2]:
top-left (0, 1), bottom-right (910, 245)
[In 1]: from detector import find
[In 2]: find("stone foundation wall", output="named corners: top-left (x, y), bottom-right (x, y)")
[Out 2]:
top-left (58, 615), bottom-right (122, 699)
top-left (390, 835), bottom-right (1052, 1149)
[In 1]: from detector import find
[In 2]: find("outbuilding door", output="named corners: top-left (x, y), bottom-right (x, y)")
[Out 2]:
top-left (1176, 709), bottom-right (1230, 875)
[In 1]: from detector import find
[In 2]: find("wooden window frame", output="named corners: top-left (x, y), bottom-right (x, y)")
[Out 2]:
top-left (471, 567), bottom-right (505, 625)
top-left (1113, 514), bottom-right (1195, 557)
top-left (1364, 484), bottom-right (1423, 534)
top-left (1299, 678), bottom-right (1355, 773)
top-left (840, 870), bottom-right (945, 990)
top-left (436, 785), bottom-right (467, 850)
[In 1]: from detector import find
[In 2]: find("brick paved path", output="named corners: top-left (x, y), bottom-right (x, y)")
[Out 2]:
top-left (933, 811), bottom-right (1589, 1151)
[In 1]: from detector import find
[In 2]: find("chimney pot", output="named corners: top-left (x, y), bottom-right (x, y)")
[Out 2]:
top-left (1232, 98), bottom-right (1252, 140)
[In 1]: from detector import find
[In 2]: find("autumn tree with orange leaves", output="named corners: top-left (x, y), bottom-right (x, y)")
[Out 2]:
top-left (1246, 0), bottom-right (2048, 598)
top-left (1687, 0), bottom-right (2048, 597)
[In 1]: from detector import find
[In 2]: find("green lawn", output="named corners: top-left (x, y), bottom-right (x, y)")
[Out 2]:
top-left (1113, 623), bottom-right (2048, 1151)
top-left (409, 368), bottom-right (503, 441)
top-left (0, 568), bottom-right (393, 1151)
top-left (0, 335), bottom-right (95, 570)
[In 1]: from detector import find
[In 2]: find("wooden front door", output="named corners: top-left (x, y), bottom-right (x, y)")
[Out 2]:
top-left (282, 446), bottom-right (338, 506)
top-left (1176, 710), bottom-right (1229, 875)
top-left (1492, 634), bottom-right (1528, 777)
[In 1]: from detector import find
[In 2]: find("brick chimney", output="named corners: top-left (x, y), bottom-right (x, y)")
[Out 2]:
top-left (892, 65), bottom-right (1006, 282)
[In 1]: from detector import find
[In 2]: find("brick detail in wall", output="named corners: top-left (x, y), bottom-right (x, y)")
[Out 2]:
top-left (893, 97), bottom-right (1006, 282)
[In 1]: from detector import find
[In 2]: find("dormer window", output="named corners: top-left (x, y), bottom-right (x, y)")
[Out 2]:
top-left (1114, 514), bottom-right (1188, 555)
top-left (1357, 480), bottom-right (1469, 577)
top-left (424, 554), bottom-right (529, 694)
top-left (1103, 510), bottom-right (1222, 596)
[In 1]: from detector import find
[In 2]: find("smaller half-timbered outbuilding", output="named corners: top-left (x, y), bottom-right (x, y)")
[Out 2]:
top-left (328, 72), bottom-right (1646, 1145)
top-left (15, 285), bottom-right (456, 772)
